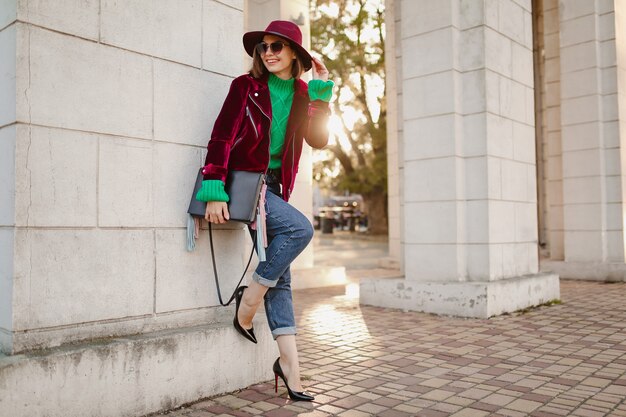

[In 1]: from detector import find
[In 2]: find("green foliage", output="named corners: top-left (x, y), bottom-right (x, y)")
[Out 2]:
top-left (310, 0), bottom-right (386, 199)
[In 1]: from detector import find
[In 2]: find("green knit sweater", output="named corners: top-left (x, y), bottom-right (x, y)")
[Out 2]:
top-left (196, 75), bottom-right (334, 202)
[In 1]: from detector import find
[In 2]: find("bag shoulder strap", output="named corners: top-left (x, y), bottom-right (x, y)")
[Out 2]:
top-left (208, 222), bottom-right (256, 306)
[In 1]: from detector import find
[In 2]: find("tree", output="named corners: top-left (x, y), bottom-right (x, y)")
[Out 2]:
top-left (310, 0), bottom-right (387, 234)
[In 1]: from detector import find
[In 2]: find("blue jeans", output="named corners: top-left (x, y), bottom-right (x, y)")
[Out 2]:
top-left (251, 185), bottom-right (313, 339)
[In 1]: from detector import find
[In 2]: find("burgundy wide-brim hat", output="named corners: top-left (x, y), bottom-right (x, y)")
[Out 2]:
top-left (243, 20), bottom-right (313, 72)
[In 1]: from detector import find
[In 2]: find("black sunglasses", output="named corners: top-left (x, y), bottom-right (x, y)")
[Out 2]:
top-left (256, 41), bottom-right (290, 55)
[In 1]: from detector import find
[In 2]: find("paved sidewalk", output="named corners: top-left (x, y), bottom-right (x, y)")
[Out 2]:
top-left (155, 280), bottom-right (626, 417)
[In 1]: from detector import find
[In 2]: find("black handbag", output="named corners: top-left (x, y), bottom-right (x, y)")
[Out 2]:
top-left (187, 168), bottom-right (265, 306)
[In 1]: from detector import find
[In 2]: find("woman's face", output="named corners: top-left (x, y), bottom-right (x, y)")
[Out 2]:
top-left (258, 34), bottom-right (296, 79)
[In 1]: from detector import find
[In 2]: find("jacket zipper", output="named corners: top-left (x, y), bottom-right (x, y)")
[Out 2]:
top-left (245, 106), bottom-right (259, 139)
top-left (249, 93), bottom-right (272, 177)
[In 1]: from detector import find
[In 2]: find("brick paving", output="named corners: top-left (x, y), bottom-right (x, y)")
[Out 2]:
top-left (155, 279), bottom-right (626, 416)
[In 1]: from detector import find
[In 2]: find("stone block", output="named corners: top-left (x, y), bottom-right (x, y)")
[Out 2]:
top-left (601, 39), bottom-right (616, 67)
top-left (153, 142), bottom-right (205, 228)
top-left (561, 122), bottom-right (604, 152)
top-left (203, 0), bottom-right (244, 76)
top-left (12, 229), bottom-right (155, 330)
top-left (0, 0), bottom-right (16, 30)
top-left (545, 81), bottom-right (560, 107)
top-left (561, 95), bottom-right (600, 125)
top-left (599, 0), bottom-right (615, 14)
top-left (561, 68), bottom-right (599, 99)
top-left (560, 0), bottom-right (596, 21)
top-left (486, 113), bottom-right (513, 158)
top-left (546, 131), bottom-right (561, 157)
top-left (465, 157), bottom-right (487, 200)
top-left (604, 120), bottom-right (619, 148)
top-left (462, 113), bottom-right (487, 157)
top-left (466, 200), bottom-right (489, 243)
top-left (400, 0), bottom-right (455, 38)
top-left (0, 125), bottom-right (15, 226)
top-left (545, 105), bottom-right (561, 129)
top-left (0, 228), bottom-right (14, 334)
top-left (544, 32), bottom-right (560, 59)
top-left (598, 12), bottom-right (615, 41)
top-left (360, 273), bottom-right (560, 318)
top-left (155, 228), bottom-right (248, 312)
top-left (560, 14), bottom-right (596, 47)
top-left (601, 67), bottom-right (617, 95)
top-left (404, 157), bottom-right (458, 202)
top-left (403, 71), bottom-right (456, 119)
top-left (98, 136), bottom-right (153, 227)
top-left (101, 0), bottom-right (202, 67)
top-left (499, 78), bottom-right (527, 123)
top-left (561, 42), bottom-right (598, 73)
top-left (459, 26), bottom-right (484, 71)
top-left (511, 41), bottom-right (533, 87)
top-left (17, 0), bottom-right (99, 40)
top-left (602, 93), bottom-right (618, 121)
top-left (466, 243), bottom-right (490, 278)
top-left (606, 175), bottom-right (621, 203)
top-left (26, 26), bottom-right (152, 138)
top-left (218, 0), bottom-right (244, 10)
top-left (498, 0), bottom-right (526, 45)
top-left (484, 27), bottom-right (511, 77)
top-left (564, 230), bottom-right (603, 262)
top-left (13, 126), bottom-right (98, 227)
top-left (0, 24), bottom-right (16, 127)
top-left (546, 154), bottom-right (562, 181)
top-left (515, 202), bottom-right (538, 241)
top-left (607, 230), bottom-right (624, 262)
top-left (402, 27), bottom-right (455, 78)
top-left (0, 320), bottom-right (277, 417)
top-left (488, 200), bottom-right (516, 243)
top-left (403, 243), bottom-right (462, 282)
top-left (154, 59), bottom-right (232, 146)
top-left (459, 0), bottom-right (484, 29)
top-left (606, 202), bottom-right (622, 230)
top-left (562, 176), bottom-right (602, 204)
top-left (484, 0), bottom-right (499, 30)
top-left (604, 148), bottom-right (620, 176)
top-left (543, 8), bottom-right (558, 32)
top-left (462, 70), bottom-right (486, 114)
top-left (501, 159), bottom-right (529, 201)
top-left (545, 58), bottom-right (560, 83)
top-left (404, 201), bottom-right (458, 244)
top-left (488, 157), bottom-right (502, 199)
top-left (562, 148), bottom-right (601, 178)
top-left (512, 121), bottom-right (535, 164)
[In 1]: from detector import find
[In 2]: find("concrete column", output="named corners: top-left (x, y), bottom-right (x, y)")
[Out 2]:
top-left (361, 0), bottom-right (559, 318)
top-left (542, 0), bottom-right (626, 280)
top-left (1, 1), bottom-right (278, 416)
top-left (383, 0), bottom-right (404, 271)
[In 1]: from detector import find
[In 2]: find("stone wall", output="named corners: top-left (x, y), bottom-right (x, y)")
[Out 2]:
top-left (0, 0), bottom-right (258, 355)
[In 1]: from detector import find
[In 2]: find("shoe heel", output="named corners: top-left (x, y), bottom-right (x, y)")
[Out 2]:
top-left (274, 373), bottom-right (279, 393)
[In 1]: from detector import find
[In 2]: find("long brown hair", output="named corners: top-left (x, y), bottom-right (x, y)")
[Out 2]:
top-left (250, 43), bottom-right (305, 80)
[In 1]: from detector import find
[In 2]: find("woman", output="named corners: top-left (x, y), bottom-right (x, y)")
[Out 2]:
top-left (196, 20), bottom-right (333, 401)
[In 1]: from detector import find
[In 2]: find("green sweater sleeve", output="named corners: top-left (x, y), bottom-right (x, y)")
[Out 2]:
top-left (195, 180), bottom-right (230, 202)
top-left (308, 80), bottom-right (334, 102)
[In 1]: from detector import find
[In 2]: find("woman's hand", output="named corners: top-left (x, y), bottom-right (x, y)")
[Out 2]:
top-left (205, 201), bottom-right (230, 224)
top-left (311, 57), bottom-right (329, 82)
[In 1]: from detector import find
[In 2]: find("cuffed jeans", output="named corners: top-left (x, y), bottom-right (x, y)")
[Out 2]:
top-left (251, 185), bottom-right (313, 339)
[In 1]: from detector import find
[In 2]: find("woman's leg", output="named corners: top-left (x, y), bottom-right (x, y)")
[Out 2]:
top-left (276, 334), bottom-right (304, 391)
top-left (238, 191), bottom-right (313, 332)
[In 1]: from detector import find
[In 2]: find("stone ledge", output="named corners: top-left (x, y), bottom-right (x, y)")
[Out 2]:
top-left (0, 321), bottom-right (278, 417)
top-left (360, 273), bottom-right (560, 318)
top-left (541, 260), bottom-right (626, 282)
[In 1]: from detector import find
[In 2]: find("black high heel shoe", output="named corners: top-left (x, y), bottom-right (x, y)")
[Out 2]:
top-left (233, 286), bottom-right (257, 344)
top-left (273, 357), bottom-right (314, 401)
